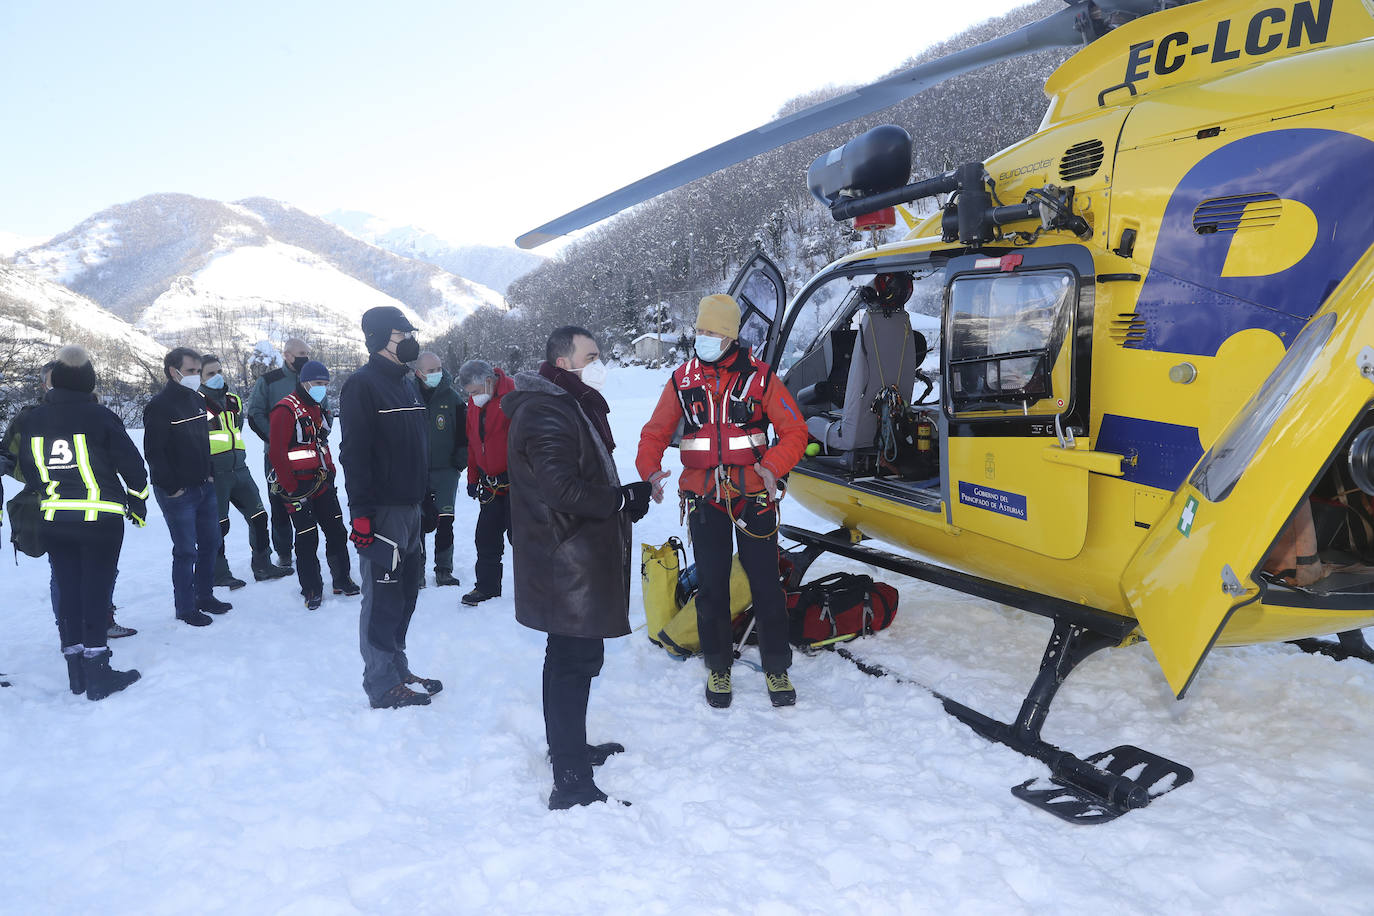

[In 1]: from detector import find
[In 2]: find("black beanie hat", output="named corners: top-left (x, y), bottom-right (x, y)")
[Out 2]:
top-left (50, 345), bottom-right (97, 394)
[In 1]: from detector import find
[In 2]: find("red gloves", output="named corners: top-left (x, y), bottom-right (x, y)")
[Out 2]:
top-left (349, 516), bottom-right (374, 549)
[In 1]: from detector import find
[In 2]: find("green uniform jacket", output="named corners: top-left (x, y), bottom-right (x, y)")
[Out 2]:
top-left (421, 372), bottom-right (468, 472)
top-left (246, 364), bottom-right (330, 448)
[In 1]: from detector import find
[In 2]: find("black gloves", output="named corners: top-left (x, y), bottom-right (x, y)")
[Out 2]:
top-left (421, 491), bottom-right (439, 534)
top-left (126, 494), bottom-right (148, 527)
top-left (619, 481), bottom-right (652, 523)
top-left (467, 482), bottom-right (479, 500)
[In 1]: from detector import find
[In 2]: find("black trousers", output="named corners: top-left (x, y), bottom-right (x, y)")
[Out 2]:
top-left (46, 520), bottom-right (124, 651)
top-left (289, 486), bottom-right (351, 597)
top-left (543, 633), bottom-right (605, 790)
top-left (474, 492), bottom-right (511, 594)
top-left (688, 498), bottom-right (792, 674)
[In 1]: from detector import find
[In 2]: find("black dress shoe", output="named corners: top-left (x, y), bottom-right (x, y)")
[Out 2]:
top-left (199, 597), bottom-right (233, 614)
top-left (177, 609), bottom-right (213, 627)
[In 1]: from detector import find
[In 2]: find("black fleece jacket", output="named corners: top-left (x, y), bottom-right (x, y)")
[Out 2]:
top-left (142, 381), bottom-right (213, 492)
top-left (339, 353), bottom-right (429, 518)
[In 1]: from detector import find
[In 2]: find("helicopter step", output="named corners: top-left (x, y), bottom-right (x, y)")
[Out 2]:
top-left (781, 525), bottom-right (1193, 824)
top-left (1288, 629), bottom-right (1374, 664)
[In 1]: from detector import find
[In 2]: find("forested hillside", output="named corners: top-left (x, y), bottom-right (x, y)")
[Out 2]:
top-left (437, 1), bottom-right (1069, 370)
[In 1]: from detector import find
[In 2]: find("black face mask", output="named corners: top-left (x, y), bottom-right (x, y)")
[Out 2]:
top-left (290, 355), bottom-right (309, 374)
top-left (395, 337), bottom-right (421, 364)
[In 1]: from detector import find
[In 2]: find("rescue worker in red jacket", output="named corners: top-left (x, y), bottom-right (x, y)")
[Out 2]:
top-left (637, 294), bottom-right (808, 709)
top-left (269, 360), bottom-right (357, 609)
top-left (457, 360), bottom-right (516, 606)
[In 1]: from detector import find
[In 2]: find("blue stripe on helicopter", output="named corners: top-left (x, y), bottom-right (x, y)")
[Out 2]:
top-left (1095, 414), bottom-right (1204, 491)
top-left (1130, 129), bottom-right (1374, 356)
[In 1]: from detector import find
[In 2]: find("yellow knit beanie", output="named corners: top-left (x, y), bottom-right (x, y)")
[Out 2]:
top-left (696, 294), bottom-right (741, 339)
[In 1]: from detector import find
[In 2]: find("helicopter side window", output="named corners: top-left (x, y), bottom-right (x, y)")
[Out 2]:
top-left (946, 270), bottom-right (1074, 416)
top-left (737, 269), bottom-right (779, 358)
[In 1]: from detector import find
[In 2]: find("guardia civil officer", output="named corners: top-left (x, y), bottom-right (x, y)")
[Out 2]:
top-left (504, 326), bottom-right (651, 809)
top-left (637, 295), bottom-right (808, 708)
top-left (13, 346), bottom-right (148, 700)
top-left (145, 347), bottom-right (232, 627)
top-left (247, 337), bottom-right (319, 571)
top-left (457, 358), bottom-right (515, 606)
top-left (414, 351), bottom-right (467, 587)
top-left (201, 355), bottom-right (292, 588)
top-left (340, 306), bottom-right (439, 709)
top-left (269, 360), bottom-right (357, 609)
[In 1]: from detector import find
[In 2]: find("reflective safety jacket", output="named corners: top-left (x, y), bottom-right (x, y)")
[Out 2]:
top-left (14, 389), bottom-right (149, 523)
top-left (637, 345), bottom-right (808, 498)
top-left (205, 389), bottom-right (249, 468)
top-left (268, 389), bottom-right (335, 492)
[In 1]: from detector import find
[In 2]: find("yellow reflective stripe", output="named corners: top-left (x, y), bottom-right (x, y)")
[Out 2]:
top-left (126, 484), bottom-right (150, 499)
top-left (40, 499), bottom-right (127, 515)
top-left (29, 437), bottom-right (61, 521)
top-left (73, 434), bottom-right (100, 520)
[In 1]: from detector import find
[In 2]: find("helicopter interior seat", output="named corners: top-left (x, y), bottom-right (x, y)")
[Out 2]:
top-left (805, 303), bottom-right (923, 460)
top-left (795, 327), bottom-right (857, 418)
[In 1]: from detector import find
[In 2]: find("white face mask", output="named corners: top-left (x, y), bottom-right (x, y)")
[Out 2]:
top-left (577, 359), bottom-right (609, 391)
top-left (694, 336), bottom-right (727, 362)
top-left (178, 372), bottom-right (201, 390)
top-left (471, 392), bottom-right (492, 408)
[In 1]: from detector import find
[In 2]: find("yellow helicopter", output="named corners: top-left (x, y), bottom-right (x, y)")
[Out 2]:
top-left (518, 0), bottom-right (1374, 823)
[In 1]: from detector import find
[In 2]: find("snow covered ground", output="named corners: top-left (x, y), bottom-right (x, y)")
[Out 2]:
top-left (3, 366), bottom-right (1373, 914)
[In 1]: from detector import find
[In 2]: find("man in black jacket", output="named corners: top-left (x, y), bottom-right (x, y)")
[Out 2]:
top-left (503, 326), bottom-right (651, 809)
top-left (340, 306), bottom-right (438, 709)
top-left (144, 347), bottom-right (232, 627)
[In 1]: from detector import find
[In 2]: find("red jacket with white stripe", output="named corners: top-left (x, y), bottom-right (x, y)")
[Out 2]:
top-left (268, 390), bottom-right (334, 493)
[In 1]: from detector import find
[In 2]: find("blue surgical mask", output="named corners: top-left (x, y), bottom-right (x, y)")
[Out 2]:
top-left (308, 385), bottom-right (328, 403)
top-left (423, 371), bottom-right (443, 389)
top-left (203, 374), bottom-right (225, 390)
top-left (694, 336), bottom-right (727, 362)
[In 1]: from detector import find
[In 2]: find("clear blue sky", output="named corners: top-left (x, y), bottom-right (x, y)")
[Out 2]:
top-left (0, 0), bottom-right (1031, 249)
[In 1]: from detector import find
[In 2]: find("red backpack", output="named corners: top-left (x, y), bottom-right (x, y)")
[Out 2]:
top-left (786, 572), bottom-right (898, 647)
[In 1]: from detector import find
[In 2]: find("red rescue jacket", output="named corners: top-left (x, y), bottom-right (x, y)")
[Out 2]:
top-left (269, 391), bottom-right (335, 492)
top-left (466, 368), bottom-right (515, 484)
top-left (637, 346), bottom-right (807, 498)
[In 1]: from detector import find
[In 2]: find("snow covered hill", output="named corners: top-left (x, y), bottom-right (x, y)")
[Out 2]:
top-left (325, 208), bottom-right (544, 294)
top-left (9, 194), bottom-right (506, 360)
top-left (0, 262), bottom-right (165, 386)
top-left (2, 365), bottom-right (1372, 913)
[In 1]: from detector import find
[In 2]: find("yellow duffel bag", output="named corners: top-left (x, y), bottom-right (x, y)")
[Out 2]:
top-left (642, 538), bottom-right (753, 658)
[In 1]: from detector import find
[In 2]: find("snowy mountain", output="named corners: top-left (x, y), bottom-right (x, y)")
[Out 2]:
top-left (324, 209), bottom-right (544, 294)
top-left (0, 262), bottom-right (165, 386)
top-left (9, 194), bottom-right (506, 361)
top-left (0, 230), bottom-right (46, 258)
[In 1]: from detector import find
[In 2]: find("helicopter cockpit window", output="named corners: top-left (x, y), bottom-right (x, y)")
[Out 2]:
top-left (946, 270), bottom-right (1074, 415)
top-left (737, 269), bottom-right (780, 358)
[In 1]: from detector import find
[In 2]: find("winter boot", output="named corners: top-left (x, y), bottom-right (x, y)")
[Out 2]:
top-left (547, 742), bottom-right (626, 768)
top-left (370, 683), bottom-right (432, 709)
top-left (276, 553), bottom-right (295, 572)
top-left (461, 587), bottom-right (499, 606)
top-left (63, 646), bottom-right (86, 695)
top-left (82, 650), bottom-right (140, 701)
top-left (177, 609), bottom-right (213, 627)
top-left (251, 552), bottom-right (292, 582)
top-left (200, 596), bottom-right (233, 615)
top-left (214, 569), bottom-right (247, 590)
top-left (404, 672), bottom-right (444, 695)
top-left (435, 568), bottom-right (461, 587)
top-left (107, 620), bottom-right (137, 639)
top-left (706, 668), bottom-right (732, 709)
top-left (333, 578), bottom-right (361, 597)
top-left (305, 592), bottom-right (323, 611)
top-left (765, 671), bottom-right (796, 707)
top-left (548, 770), bottom-right (629, 810)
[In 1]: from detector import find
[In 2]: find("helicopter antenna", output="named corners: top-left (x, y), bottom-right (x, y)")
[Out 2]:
top-left (516, 0), bottom-right (1176, 249)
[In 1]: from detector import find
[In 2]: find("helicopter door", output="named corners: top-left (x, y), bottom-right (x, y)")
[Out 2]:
top-left (943, 248), bottom-right (1099, 560)
top-left (727, 251), bottom-right (787, 363)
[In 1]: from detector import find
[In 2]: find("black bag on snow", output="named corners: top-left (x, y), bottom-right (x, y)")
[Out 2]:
top-left (7, 488), bottom-right (46, 559)
top-left (787, 572), bottom-right (898, 647)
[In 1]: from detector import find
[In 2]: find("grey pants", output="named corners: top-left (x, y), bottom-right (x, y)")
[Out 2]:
top-left (358, 504), bottom-right (424, 703)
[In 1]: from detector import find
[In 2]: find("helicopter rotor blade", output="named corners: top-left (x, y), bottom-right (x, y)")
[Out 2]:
top-left (517, 2), bottom-right (1095, 249)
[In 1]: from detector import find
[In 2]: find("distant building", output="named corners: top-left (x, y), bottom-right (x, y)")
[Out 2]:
top-left (630, 333), bottom-right (682, 364)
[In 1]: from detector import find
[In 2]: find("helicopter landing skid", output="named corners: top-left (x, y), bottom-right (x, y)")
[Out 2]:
top-left (1288, 629), bottom-right (1374, 664)
top-left (780, 525), bottom-right (1193, 823)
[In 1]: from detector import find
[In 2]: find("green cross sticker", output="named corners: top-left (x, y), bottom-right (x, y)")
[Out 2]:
top-left (1178, 496), bottom-right (1199, 537)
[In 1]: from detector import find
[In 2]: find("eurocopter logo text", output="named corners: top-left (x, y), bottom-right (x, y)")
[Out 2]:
top-left (1120, 0), bottom-right (1331, 87)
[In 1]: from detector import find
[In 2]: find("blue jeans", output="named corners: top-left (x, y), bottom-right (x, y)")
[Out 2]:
top-left (156, 480), bottom-right (221, 615)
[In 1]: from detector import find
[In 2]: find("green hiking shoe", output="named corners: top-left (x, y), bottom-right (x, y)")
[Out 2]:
top-left (705, 668), bottom-right (732, 709)
top-left (765, 671), bottom-right (796, 707)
